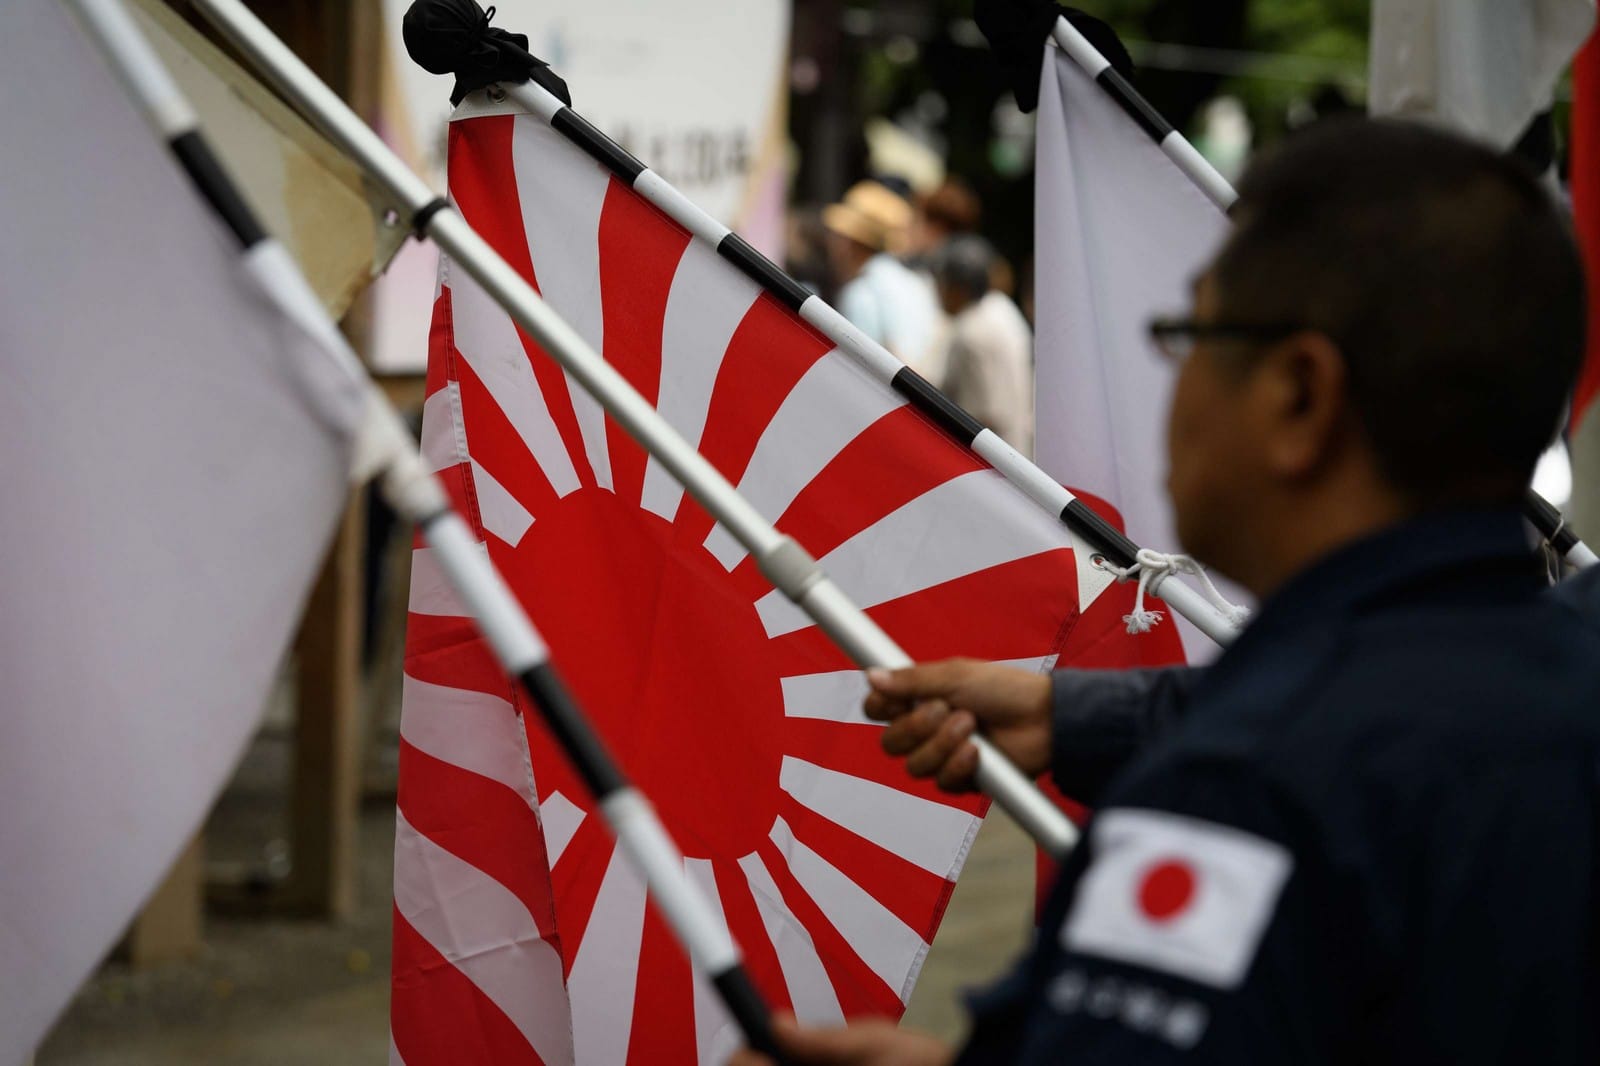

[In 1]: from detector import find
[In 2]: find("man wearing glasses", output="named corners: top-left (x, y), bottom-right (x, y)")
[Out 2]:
top-left (734, 118), bottom-right (1600, 1064)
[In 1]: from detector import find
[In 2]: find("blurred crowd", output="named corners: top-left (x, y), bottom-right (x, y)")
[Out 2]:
top-left (788, 175), bottom-right (1036, 457)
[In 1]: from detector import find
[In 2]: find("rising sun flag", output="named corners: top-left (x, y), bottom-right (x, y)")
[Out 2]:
top-left (390, 92), bottom-right (1174, 1066)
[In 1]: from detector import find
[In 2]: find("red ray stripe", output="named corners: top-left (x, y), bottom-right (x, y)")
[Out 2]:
top-left (722, 405), bottom-right (987, 601)
top-left (765, 549), bottom-right (1081, 677)
top-left (776, 791), bottom-right (954, 933)
top-left (403, 618), bottom-right (515, 700)
top-left (713, 857), bottom-right (794, 1015)
top-left (433, 461), bottom-right (480, 526)
top-left (448, 114), bottom-right (596, 488)
top-left (426, 289), bottom-right (454, 401)
top-left (598, 180), bottom-right (690, 507)
top-left (625, 901), bottom-right (697, 1063)
top-left (672, 296), bottom-right (834, 545)
top-left (782, 717), bottom-right (987, 818)
top-left (545, 818), bottom-right (615, 977)
top-left (451, 347), bottom-right (564, 520)
top-left (753, 839), bottom-right (904, 1019)
top-left (397, 741), bottom-right (559, 939)
top-left (777, 406), bottom-right (987, 564)
top-left (391, 907), bottom-right (547, 1066)
top-left (1060, 573), bottom-right (1187, 669)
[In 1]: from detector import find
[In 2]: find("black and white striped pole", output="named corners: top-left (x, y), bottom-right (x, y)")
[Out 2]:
top-left (1524, 488), bottom-right (1600, 569)
top-left (182, 0), bottom-right (1082, 860)
top-left (392, 0), bottom-right (1245, 648)
top-left (65, 0), bottom-right (786, 1056)
top-left (1051, 14), bottom-right (1598, 574)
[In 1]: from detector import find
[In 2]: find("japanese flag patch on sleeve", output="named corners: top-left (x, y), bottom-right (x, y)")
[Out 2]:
top-left (1061, 808), bottom-right (1293, 989)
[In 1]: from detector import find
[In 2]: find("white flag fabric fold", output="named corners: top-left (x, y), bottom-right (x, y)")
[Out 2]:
top-left (1369, 0), bottom-right (1596, 148)
top-left (0, 3), bottom-right (362, 1060)
top-left (1032, 45), bottom-right (1236, 660)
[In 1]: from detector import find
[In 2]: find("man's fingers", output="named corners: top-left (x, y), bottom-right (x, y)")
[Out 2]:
top-left (776, 1015), bottom-right (904, 1063)
top-left (904, 710), bottom-right (977, 779)
top-left (862, 689), bottom-right (913, 722)
top-left (865, 660), bottom-right (974, 701)
top-left (881, 699), bottom-right (949, 756)
top-left (726, 1050), bottom-right (775, 1066)
top-left (935, 742), bottom-right (981, 792)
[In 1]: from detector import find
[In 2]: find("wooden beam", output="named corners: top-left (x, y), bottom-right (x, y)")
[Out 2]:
top-left (121, 835), bottom-right (204, 966)
top-left (285, 492), bottom-right (366, 918)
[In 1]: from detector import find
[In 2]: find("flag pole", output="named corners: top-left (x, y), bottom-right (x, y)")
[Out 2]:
top-left (1050, 14), bottom-right (1597, 574)
top-left (64, 0), bottom-right (790, 1056)
top-left (182, 0), bottom-right (1081, 860)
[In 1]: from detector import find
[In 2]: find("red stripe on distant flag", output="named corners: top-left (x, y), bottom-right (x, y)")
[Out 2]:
top-left (435, 461), bottom-right (481, 527)
top-left (1571, 30), bottom-right (1600, 430)
top-left (600, 181), bottom-right (692, 505)
top-left (402, 619), bottom-right (511, 700)
top-left (426, 291), bottom-right (454, 401)
top-left (397, 741), bottom-right (559, 938)
top-left (392, 908), bottom-right (545, 1066)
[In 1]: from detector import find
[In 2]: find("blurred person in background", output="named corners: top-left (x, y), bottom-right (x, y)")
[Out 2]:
top-left (825, 179), bottom-right (948, 384)
top-left (932, 234), bottom-right (1034, 455)
top-left (906, 177), bottom-right (984, 271)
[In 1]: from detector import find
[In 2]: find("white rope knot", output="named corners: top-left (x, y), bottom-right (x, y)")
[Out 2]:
top-left (1096, 548), bottom-right (1251, 635)
top-left (1540, 515), bottom-right (1566, 585)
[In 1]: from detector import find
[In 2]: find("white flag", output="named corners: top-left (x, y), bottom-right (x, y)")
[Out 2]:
top-left (1369, 0), bottom-right (1595, 149)
top-left (0, 3), bottom-right (363, 1060)
top-left (1033, 45), bottom-right (1236, 660)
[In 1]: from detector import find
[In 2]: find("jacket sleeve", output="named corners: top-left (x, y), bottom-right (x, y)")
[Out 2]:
top-left (1049, 666), bottom-right (1204, 802)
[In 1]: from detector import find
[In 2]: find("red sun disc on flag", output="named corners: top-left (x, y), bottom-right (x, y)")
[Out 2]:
top-left (1137, 859), bottom-right (1198, 923)
top-left (392, 102), bottom-right (1180, 1066)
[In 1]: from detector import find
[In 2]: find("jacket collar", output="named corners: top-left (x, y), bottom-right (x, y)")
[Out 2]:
top-left (1229, 506), bottom-right (1539, 644)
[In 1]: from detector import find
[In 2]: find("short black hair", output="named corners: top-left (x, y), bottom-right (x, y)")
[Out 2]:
top-left (933, 234), bottom-right (995, 303)
top-left (1211, 117), bottom-right (1585, 507)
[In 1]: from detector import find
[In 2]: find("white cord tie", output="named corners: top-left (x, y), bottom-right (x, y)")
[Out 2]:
top-left (1096, 548), bottom-right (1251, 635)
top-left (1540, 515), bottom-right (1566, 585)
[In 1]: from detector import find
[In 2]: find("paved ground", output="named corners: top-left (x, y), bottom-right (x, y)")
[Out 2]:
top-left (39, 728), bottom-right (1040, 1063)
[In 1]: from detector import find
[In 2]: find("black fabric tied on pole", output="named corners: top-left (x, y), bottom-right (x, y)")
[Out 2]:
top-left (974, 0), bottom-right (1134, 112)
top-left (402, 0), bottom-right (572, 107)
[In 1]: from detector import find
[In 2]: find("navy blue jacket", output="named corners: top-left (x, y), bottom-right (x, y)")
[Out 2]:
top-left (1049, 547), bottom-right (1600, 801)
top-left (956, 509), bottom-right (1600, 1064)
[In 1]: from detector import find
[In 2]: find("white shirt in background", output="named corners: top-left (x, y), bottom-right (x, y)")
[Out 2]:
top-left (944, 290), bottom-right (1034, 456)
top-left (836, 253), bottom-right (948, 386)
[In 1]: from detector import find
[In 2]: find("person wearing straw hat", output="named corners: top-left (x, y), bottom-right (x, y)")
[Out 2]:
top-left (824, 179), bottom-right (948, 385)
top-left (734, 119), bottom-right (1600, 1066)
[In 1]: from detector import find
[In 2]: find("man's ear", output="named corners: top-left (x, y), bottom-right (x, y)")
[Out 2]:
top-left (1257, 331), bottom-right (1349, 479)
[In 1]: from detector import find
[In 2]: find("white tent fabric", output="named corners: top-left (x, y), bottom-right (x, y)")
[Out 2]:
top-left (0, 2), bottom-right (363, 1060)
top-left (1032, 45), bottom-right (1238, 660)
top-left (1369, 0), bottom-right (1595, 148)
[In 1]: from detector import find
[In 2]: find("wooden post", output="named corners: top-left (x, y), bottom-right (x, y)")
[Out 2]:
top-left (121, 835), bottom-right (205, 966)
top-left (285, 492), bottom-right (367, 918)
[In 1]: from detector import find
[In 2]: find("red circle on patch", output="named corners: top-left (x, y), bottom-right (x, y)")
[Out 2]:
top-left (1137, 859), bottom-right (1197, 922)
